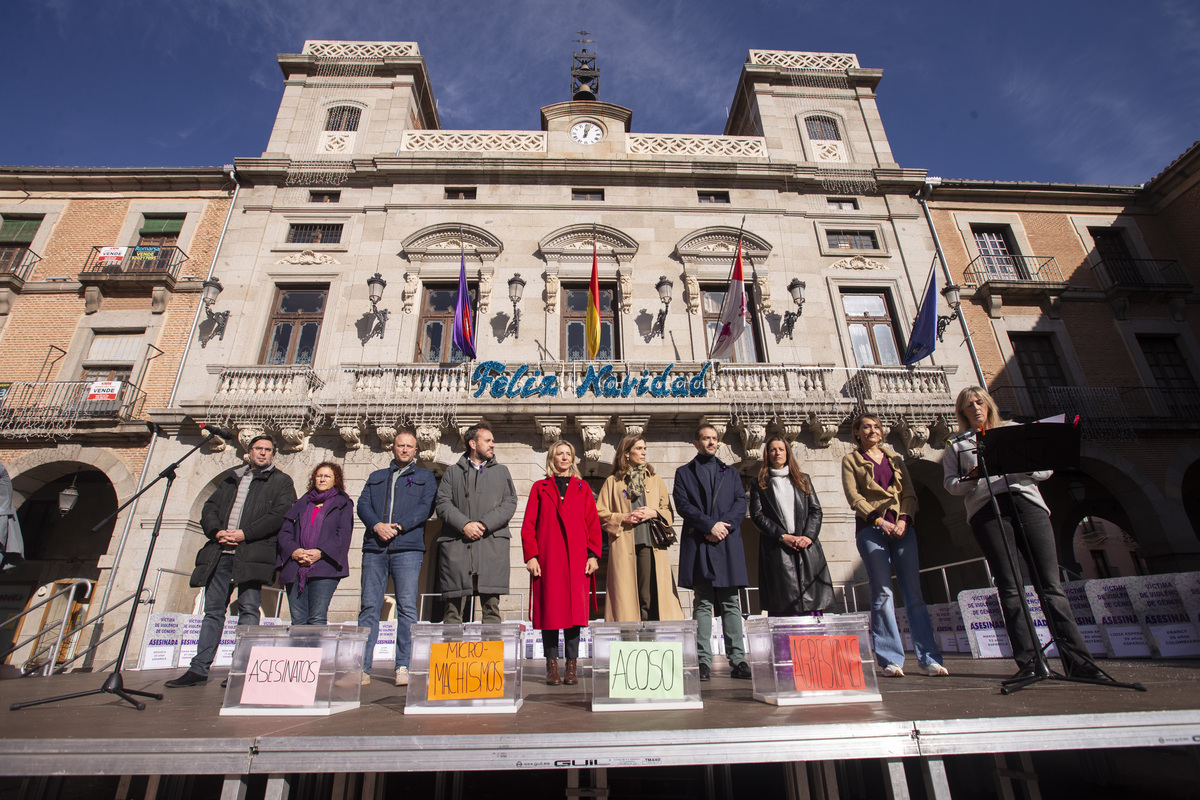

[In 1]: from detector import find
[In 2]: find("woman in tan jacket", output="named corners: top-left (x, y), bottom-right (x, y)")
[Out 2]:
top-left (596, 435), bottom-right (684, 622)
top-left (841, 413), bottom-right (947, 678)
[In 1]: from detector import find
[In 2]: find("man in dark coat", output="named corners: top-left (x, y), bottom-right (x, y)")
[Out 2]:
top-left (673, 424), bottom-right (750, 681)
top-left (357, 429), bottom-right (437, 687)
top-left (166, 435), bottom-right (295, 687)
top-left (434, 422), bottom-right (517, 623)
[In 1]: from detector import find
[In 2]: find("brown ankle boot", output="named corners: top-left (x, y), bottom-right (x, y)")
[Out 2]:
top-left (564, 658), bottom-right (578, 685)
top-left (545, 658), bottom-right (561, 685)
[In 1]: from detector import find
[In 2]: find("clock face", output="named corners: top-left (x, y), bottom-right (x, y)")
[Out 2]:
top-left (569, 121), bottom-right (604, 145)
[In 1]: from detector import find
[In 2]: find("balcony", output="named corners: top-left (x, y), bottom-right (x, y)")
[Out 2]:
top-left (989, 384), bottom-right (1200, 440)
top-left (79, 245), bottom-right (188, 293)
top-left (0, 245), bottom-right (41, 291)
top-left (964, 254), bottom-right (1068, 318)
top-left (0, 380), bottom-right (147, 439)
top-left (198, 362), bottom-right (955, 447)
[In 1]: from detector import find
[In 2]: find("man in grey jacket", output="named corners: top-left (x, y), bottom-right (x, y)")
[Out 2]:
top-left (434, 422), bottom-right (517, 623)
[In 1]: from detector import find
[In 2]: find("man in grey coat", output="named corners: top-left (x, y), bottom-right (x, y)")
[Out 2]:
top-left (434, 422), bottom-right (517, 623)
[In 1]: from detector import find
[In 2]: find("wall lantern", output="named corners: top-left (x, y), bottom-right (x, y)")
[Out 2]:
top-left (780, 278), bottom-right (806, 339)
top-left (645, 277), bottom-right (673, 341)
top-left (199, 278), bottom-right (229, 348)
top-left (58, 475), bottom-right (79, 516)
top-left (936, 283), bottom-right (962, 342)
top-left (366, 272), bottom-right (388, 341)
top-left (507, 273), bottom-right (526, 337)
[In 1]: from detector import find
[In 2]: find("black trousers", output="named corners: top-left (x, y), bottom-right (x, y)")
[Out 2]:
top-left (969, 492), bottom-right (1093, 671)
top-left (542, 627), bottom-right (580, 659)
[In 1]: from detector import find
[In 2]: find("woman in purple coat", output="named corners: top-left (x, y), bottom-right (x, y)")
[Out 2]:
top-left (278, 462), bottom-right (354, 625)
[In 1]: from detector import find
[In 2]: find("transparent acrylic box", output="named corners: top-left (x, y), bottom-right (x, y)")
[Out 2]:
top-left (589, 620), bottom-right (704, 712)
top-left (220, 624), bottom-right (367, 716)
top-left (745, 614), bottom-right (881, 706)
top-left (405, 622), bottom-right (525, 715)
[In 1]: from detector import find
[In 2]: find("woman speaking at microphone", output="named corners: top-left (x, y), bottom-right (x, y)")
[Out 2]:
top-left (944, 386), bottom-right (1100, 681)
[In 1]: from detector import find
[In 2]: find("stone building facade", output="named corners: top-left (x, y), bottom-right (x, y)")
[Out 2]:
top-left (112, 40), bottom-right (980, 646)
top-left (0, 167), bottom-right (233, 659)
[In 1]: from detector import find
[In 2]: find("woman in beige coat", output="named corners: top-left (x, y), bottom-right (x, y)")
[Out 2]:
top-left (596, 435), bottom-right (684, 622)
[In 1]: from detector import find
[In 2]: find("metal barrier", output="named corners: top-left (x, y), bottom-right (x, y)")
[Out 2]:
top-left (842, 556), bottom-right (993, 613)
top-left (0, 580), bottom-right (91, 675)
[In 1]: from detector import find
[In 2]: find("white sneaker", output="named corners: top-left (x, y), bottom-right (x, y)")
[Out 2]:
top-left (361, 672), bottom-right (371, 686)
top-left (882, 664), bottom-right (905, 677)
top-left (394, 666), bottom-right (409, 686)
top-left (925, 662), bottom-right (949, 677)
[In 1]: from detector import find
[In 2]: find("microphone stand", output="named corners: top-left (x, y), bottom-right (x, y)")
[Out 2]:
top-left (963, 428), bottom-right (1144, 695)
top-left (12, 429), bottom-right (218, 711)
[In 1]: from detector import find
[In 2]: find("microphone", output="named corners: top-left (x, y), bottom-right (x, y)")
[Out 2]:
top-left (200, 423), bottom-right (237, 440)
top-left (946, 430), bottom-right (974, 446)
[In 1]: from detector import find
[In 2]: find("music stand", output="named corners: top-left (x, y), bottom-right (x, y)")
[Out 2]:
top-left (973, 422), bottom-right (1145, 694)
top-left (12, 429), bottom-right (217, 711)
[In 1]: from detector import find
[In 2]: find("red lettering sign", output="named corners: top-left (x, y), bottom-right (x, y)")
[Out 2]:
top-left (789, 635), bottom-right (866, 691)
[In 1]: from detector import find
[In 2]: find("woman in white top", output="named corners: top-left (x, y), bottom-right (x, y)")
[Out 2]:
top-left (943, 386), bottom-right (1100, 681)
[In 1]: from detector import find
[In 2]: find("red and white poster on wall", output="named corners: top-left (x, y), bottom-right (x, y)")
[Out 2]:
top-left (87, 381), bottom-right (121, 400)
top-left (97, 246), bottom-right (127, 263)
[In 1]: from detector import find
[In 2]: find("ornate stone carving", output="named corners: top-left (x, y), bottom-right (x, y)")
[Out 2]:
top-left (738, 420), bottom-right (769, 464)
top-left (805, 413), bottom-right (841, 449)
top-left (236, 424), bottom-right (266, 456)
top-left (401, 224), bottom-right (502, 263)
top-left (455, 416), bottom-right (484, 444)
top-left (303, 41), bottom-right (419, 58)
top-left (685, 273), bottom-right (701, 315)
top-left (539, 225), bottom-right (638, 264)
top-left (544, 273), bottom-right (559, 313)
top-left (627, 134), bottom-right (768, 158)
top-left (375, 425), bottom-right (397, 449)
top-left (830, 255), bottom-right (884, 271)
top-left (754, 273), bottom-right (772, 313)
top-left (401, 131), bottom-right (547, 154)
top-left (930, 415), bottom-right (953, 450)
top-left (535, 416), bottom-right (567, 450)
top-left (618, 269), bottom-right (633, 314)
top-left (748, 50), bottom-right (859, 70)
top-left (617, 415), bottom-right (650, 438)
top-left (206, 432), bottom-right (228, 452)
top-left (777, 413), bottom-right (806, 444)
top-left (338, 424), bottom-right (362, 451)
top-left (894, 416), bottom-right (930, 460)
top-left (402, 272), bottom-right (419, 314)
top-left (415, 423), bottom-right (442, 463)
top-left (575, 415), bottom-right (611, 465)
top-left (675, 228), bottom-right (772, 268)
top-left (274, 250), bottom-right (342, 265)
top-left (477, 270), bottom-right (493, 314)
top-left (278, 426), bottom-right (311, 452)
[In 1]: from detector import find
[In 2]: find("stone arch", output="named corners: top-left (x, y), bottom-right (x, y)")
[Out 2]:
top-left (538, 224), bottom-right (638, 265)
top-left (674, 227), bottom-right (772, 268)
top-left (8, 446), bottom-right (137, 507)
top-left (401, 223), bottom-right (503, 263)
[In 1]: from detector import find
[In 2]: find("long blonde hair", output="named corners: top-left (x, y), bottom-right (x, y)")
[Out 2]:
top-left (954, 386), bottom-right (1004, 432)
top-left (544, 439), bottom-right (583, 479)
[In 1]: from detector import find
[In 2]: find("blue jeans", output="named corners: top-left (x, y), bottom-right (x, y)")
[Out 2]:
top-left (191, 552), bottom-right (261, 676)
top-left (692, 579), bottom-right (745, 667)
top-left (855, 523), bottom-right (943, 669)
top-left (358, 548), bottom-right (423, 671)
top-left (286, 577), bottom-right (340, 625)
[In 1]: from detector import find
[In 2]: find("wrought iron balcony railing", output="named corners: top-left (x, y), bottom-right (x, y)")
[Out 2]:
top-left (1091, 258), bottom-right (1190, 292)
top-left (965, 253), bottom-right (1064, 285)
top-left (989, 383), bottom-right (1200, 440)
top-left (81, 245), bottom-right (188, 280)
top-left (0, 246), bottom-right (41, 283)
top-left (0, 380), bottom-right (147, 439)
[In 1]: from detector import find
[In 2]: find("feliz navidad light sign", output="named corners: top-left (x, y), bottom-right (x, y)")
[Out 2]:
top-left (471, 361), bottom-right (714, 399)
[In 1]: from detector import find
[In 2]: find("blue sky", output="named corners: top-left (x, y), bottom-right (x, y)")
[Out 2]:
top-left (7, 0), bottom-right (1197, 185)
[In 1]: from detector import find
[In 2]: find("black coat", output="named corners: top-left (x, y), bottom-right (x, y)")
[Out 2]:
top-left (192, 466), bottom-right (297, 588)
top-left (673, 457), bottom-right (749, 589)
top-left (749, 475), bottom-right (834, 614)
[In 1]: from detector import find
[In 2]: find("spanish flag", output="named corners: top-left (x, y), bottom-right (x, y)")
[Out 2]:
top-left (585, 238), bottom-right (601, 360)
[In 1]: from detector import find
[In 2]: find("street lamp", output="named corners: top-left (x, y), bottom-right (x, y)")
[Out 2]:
top-left (199, 278), bottom-right (228, 348)
top-left (508, 273), bottom-right (526, 337)
top-left (366, 272), bottom-right (388, 341)
top-left (936, 283), bottom-right (962, 342)
top-left (780, 279), bottom-right (806, 339)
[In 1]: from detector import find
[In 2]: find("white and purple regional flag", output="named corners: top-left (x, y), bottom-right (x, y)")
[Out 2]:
top-left (708, 239), bottom-right (747, 360)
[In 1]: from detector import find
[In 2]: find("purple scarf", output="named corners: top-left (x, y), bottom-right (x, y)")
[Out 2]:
top-left (297, 487), bottom-right (338, 590)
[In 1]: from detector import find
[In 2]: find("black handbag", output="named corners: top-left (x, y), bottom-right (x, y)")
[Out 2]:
top-left (648, 514), bottom-right (676, 548)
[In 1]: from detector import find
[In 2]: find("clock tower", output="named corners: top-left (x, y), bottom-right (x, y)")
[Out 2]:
top-left (542, 37), bottom-right (632, 156)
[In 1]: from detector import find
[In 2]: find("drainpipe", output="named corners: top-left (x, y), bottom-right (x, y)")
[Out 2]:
top-left (915, 178), bottom-right (986, 386)
top-left (97, 167), bottom-right (241, 617)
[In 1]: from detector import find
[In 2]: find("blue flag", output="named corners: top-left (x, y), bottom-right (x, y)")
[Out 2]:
top-left (901, 268), bottom-right (938, 365)
top-left (451, 252), bottom-right (476, 360)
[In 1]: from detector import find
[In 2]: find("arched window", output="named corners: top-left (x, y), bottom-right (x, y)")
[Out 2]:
top-left (805, 115), bottom-right (841, 141)
top-left (325, 106), bottom-right (361, 132)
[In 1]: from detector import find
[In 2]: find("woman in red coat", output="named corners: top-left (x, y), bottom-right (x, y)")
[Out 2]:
top-left (521, 439), bottom-right (602, 686)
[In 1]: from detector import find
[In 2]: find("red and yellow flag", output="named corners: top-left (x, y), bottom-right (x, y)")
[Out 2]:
top-left (585, 238), bottom-right (601, 360)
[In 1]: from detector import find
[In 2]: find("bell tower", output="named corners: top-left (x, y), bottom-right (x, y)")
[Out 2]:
top-left (570, 31), bottom-right (599, 101)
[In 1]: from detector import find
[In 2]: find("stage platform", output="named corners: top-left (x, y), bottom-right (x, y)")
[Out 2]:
top-left (0, 655), bottom-right (1196, 780)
